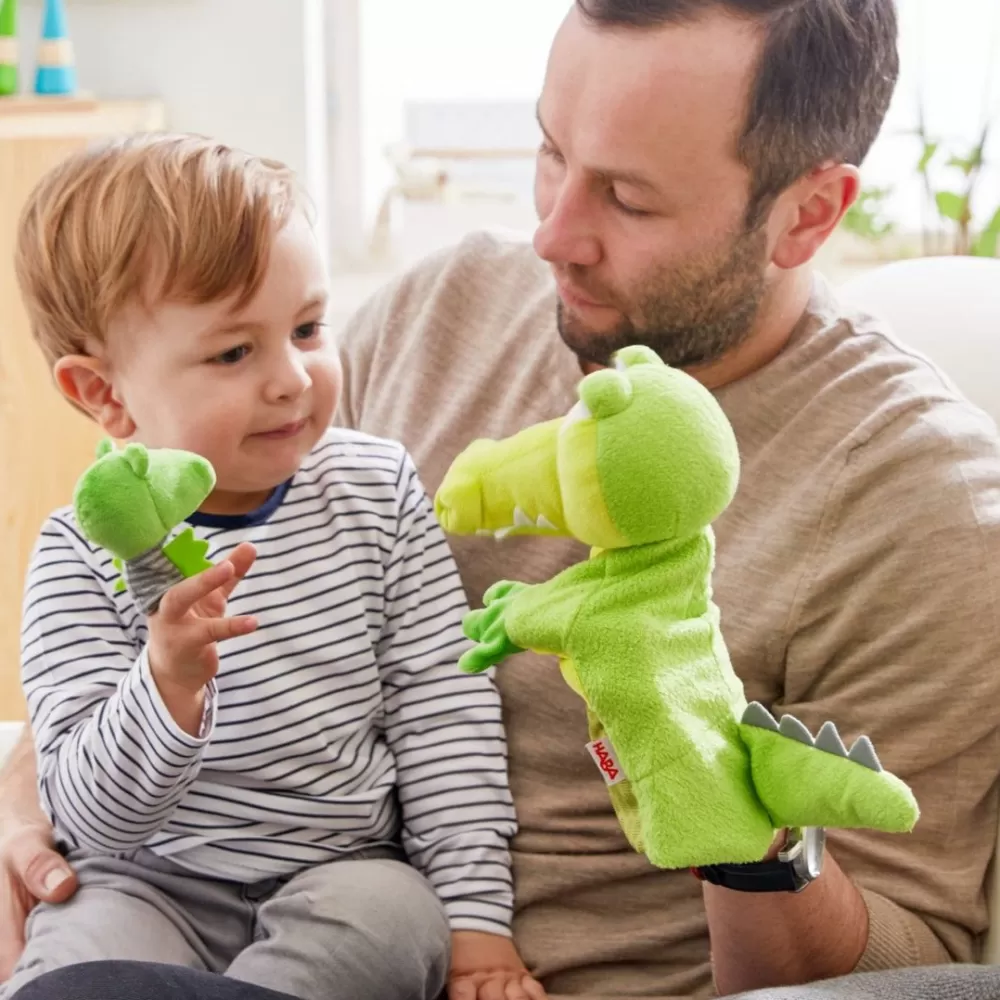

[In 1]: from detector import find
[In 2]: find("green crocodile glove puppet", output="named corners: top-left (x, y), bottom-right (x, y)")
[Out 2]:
top-left (73, 439), bottom-right (216, 613)
top-left (434, 346), bottom-right (919, 870)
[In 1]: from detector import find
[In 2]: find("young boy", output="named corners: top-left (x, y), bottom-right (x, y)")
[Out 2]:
top-left (5, 134), bottom-right (540, 1000)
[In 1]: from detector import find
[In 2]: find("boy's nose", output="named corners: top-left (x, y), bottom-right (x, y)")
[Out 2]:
top-left (267, 355), bottom-right (311, 402)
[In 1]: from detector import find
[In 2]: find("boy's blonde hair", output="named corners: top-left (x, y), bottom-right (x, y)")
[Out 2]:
top-left (15, 132), bottom-right (304, 366)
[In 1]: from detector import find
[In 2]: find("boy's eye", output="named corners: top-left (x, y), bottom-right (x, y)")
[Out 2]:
top-left (211, 344), bottom-right (251, 365)
top-left (293, 322), bottom-right (324, 342)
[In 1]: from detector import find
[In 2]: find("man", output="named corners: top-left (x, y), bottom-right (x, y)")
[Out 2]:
top-left (4, 2), bottom-right (1000, 998)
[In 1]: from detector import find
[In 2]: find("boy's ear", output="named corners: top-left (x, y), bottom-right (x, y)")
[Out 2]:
top-left (53, 355), bottom-right (135, 439)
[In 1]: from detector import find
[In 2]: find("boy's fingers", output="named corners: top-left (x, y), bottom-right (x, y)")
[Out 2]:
top-left (448, 981), bottom-right (477, 1000)
top-left (504, 981), bottom-right (530, 1000)
top-left (158, 562), bottom-right (235, 622)
top-left (521, 976), bottom-right (548, 1000)
top-left (197, 591), bottom-right (228, 619)
top-left (202, 615), bottom-right (258, 644)
top-left (227, 542), bottom-right (257, 579)
top-left (219, 543), bottom-right (257, 600)
top-left (479, 977), bottom-right (506, 1000)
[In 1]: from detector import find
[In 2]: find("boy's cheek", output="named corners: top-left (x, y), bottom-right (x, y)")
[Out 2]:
top-left (314, 355), bottom-right (344, 419)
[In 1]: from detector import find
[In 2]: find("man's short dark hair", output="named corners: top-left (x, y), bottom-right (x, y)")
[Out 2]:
top-left (576, 0), bottom-right (899, 227)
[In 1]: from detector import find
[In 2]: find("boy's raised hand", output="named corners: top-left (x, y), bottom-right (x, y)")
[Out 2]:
top-left (147, 541), bottom-right (258, 735)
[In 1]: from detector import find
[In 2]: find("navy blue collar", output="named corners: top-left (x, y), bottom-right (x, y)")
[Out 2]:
top-left (188, 478), bottom-right (292, 530)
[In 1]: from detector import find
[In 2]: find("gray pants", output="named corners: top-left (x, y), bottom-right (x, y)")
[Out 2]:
top-left (10, 960), bottom-right (1000, 1000)
top-left (2, 847), bottom-right (450, 1000)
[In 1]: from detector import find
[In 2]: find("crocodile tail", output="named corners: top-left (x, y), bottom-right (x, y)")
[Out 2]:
top-left (739, 702), bottom-right (919, 834)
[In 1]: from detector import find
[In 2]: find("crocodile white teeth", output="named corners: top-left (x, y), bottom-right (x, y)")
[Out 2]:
top-left (562, 398), bottom-right (592, 428)
top-left (484, 509), bottom-right (561, 539)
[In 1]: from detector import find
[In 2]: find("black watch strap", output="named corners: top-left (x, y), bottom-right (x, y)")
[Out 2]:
top-left (692, 859), bottom-right (801, 893)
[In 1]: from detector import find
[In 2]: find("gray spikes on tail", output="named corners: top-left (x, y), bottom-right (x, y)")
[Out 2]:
top-left (815, 721), bottom-right (848, 758)
top-left (741, 703), bottom-right (884, 774)
top-left (741, 702), bottom-right (779, 732)
top-left (848, 736), bottom-right (883, 773)
top-left (778, 715), bottom-right (814, 746)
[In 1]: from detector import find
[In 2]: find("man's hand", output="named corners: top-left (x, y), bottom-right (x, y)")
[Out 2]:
top-left (147, 542), bottom-right (257, 735)
top-left (0, 825), bottom-right (76, 979)
top-left (448, 930), bottom-right (547, 1000)
top-left (0, 729), bottom-right (78, 980)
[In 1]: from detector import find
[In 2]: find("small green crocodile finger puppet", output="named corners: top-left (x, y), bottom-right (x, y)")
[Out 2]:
top-left (73, 439), bottom-right (216, 614)
top-left (434, 346), bottom-right (919, 870)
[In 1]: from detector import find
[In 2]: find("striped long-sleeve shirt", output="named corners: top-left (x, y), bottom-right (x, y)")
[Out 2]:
top-left (20, 429), bottom-right (517, 934)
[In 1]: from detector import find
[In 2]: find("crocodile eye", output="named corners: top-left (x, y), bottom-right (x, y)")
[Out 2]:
top-left (578, 369), bottom-right (633, 419)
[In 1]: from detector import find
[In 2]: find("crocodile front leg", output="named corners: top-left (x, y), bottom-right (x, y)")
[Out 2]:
top-left (460, 580), bottom-right (530, 673)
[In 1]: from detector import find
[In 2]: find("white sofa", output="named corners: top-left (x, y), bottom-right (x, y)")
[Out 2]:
top-left (1, 255), bottom-right (999, 958)
top-left (840, 256), bottom-right (1000, 427)
top-left (840, 255), bottom-right (1000, 963)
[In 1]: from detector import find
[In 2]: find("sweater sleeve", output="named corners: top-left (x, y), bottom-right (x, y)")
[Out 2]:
top-left (782, 400), bottom-right (1000, 968)
top-left (376, 449), bottom-right (518, 936)
top-left (21, 516), bottom-right (217, 854)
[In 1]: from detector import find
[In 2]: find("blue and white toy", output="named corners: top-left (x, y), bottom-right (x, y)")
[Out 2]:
top-left (34, 0), bottom-right (75, 96)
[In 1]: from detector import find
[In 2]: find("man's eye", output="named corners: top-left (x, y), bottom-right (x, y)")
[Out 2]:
top-left (293, 322), bottom-right (324, 342)
top-left (611, 191), bottom-right (649, 217)
top-left (211, 344), bottom-right (251, 365)
top-left (538, 141), bottom-right (564, 164)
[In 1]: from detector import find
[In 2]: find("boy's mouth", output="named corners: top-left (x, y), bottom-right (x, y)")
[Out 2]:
top-left (254, 419), bottom-right (308, 440)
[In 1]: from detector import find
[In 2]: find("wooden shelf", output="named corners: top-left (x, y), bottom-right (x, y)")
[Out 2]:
top-left (0, 97), bottom-right (163, 139)
top-left (0, 93), bottom-right (100, 116)
top-left (0, 98), bottom-right (166, 721)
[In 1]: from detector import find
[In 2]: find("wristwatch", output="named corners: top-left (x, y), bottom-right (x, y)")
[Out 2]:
top-left (692, 827), bottom-right (826, 893)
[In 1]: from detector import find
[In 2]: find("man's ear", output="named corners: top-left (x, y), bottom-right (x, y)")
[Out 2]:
top-left (53, 355), bottom-right (135, 439)
top-left (770, 164), bottom-right (860, 271)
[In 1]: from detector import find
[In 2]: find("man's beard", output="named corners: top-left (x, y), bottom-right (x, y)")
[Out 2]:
top-left (557, 223), bottom-right (770, 370)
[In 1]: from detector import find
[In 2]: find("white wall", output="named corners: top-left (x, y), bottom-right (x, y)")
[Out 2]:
top-left (14, 1), bottom-right (997, 255)
top-left (18, 0), bottom-right (333, 258)
top-left (326, 0), bottom-right (365, 264)
top-left (358, 0), bottom-right (999, 235)
top-left (358, 0), bottom-right (569, 228)
top-left (865, 0), bottom-right (1000, 232)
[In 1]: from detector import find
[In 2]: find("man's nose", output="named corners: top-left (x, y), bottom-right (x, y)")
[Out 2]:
top-left (533, 179), bottom-right (602, 269)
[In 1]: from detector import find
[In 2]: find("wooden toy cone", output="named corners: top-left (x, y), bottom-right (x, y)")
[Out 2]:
top-left (35, 0), bottom-right (75, 96)
top-left (0, 0), bottom-right (17, 97)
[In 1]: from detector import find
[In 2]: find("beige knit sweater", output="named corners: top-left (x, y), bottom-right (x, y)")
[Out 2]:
top-left (336, 232), bottom-right (1000, 999)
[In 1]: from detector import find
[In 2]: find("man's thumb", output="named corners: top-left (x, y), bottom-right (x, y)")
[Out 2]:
top-left (7, 833), bottom-right (77, 903)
